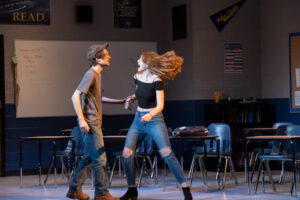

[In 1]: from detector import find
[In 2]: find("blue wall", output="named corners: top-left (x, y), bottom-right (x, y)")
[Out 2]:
top-left (5, 104), bottom-right (137, 172)
top-left (5, 99), bottom-right (209, 173)
top-left (264, 98), bottom-right (300, 124)
top-left (5, 98), bottom-right (300, 173)
top-left (5, 104), bottom-right (77, 172)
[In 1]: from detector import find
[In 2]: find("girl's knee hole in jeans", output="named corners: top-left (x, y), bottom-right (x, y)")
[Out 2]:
top-left (159, 147), bottom-right (171, 157)
top-left (123, 148), bottom-right (133, 158)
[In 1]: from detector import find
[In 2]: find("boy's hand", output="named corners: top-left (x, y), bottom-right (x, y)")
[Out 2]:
top-left (79, 120), bottom-right (90, 133)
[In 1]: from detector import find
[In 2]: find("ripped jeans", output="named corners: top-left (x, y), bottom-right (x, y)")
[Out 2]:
top-left (123, 111), bottom-right (186, 186)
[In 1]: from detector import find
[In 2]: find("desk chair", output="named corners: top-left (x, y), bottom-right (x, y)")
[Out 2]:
top-left (108, 134), bottom-right (157, 187)
top-left (254, 124), bottom-right (300, 194)
top-left (250, 122), bottom-right (293, 183)
top-left (44, 126), bottom-right (84, 185)
top-left (188, 123), bottom-right (237, 190)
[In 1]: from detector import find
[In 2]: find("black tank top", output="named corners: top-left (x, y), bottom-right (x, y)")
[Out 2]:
top-left (134, 77), bottom-right (164, 109)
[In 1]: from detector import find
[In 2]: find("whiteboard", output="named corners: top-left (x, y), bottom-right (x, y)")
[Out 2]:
top-left (15, 40), bottom-right (156, 117)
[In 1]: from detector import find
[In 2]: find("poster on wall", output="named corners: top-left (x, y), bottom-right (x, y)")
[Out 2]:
top-left (113, 0), bottom-right (141, 28)
top-left (0, 0), bottom-right (50, 25)
top-left (224, 43), bottom-right (243, 73)
top-left (294, 91), bottom-right (300, 106)
top-left (289, 32), bottom-right (300, 112)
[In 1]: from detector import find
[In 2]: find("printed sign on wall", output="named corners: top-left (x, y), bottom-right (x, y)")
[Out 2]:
top-left (113, 0), bottom-right (141, 28)
top-left (224, 43), bottom-right (243, 73)
top-left (0, 0), bottom-right (50, 25)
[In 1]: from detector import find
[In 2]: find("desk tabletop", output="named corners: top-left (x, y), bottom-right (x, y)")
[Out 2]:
top-left (243, 127), bottom-right (276, 132)
top-left (104, 135), bottom-right (126, 139)
top-left (21, 136), bottom-right (73, 141)
top-left (170, 135), bottom-right (218, 140)
top-left (102, 135), bottom-right (218, 140)
top-left (246, 135), bottom-right (300, 141)
top-left (61, 129), bottom-right (72, 133)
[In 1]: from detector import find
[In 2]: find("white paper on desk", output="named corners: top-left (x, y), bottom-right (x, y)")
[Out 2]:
top-left (295, 91), bottom-right (300, 106)
top-left (296, 68), bottom-right (300, 87)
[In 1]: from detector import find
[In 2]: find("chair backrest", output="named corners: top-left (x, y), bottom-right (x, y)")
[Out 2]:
top-left (272, 124), bottom-right (300, 154)
top-left (280, 124), bottom-right (300, 154)
top-left (64, 126), bottom-right (84, 155)
top-left (272, 122), bottom-right (293, 129)
top-left (265, 123), bottom-right (293, 151)
top-left (270, 125), bottom-right (288, 153)
top-left (285, 124), bottom-right (300, 136)
top-left (207, 123), bottom-right (231, 154)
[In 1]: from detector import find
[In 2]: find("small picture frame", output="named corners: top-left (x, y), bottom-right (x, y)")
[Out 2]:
top-left (74, 5), bottom-right (93, 23)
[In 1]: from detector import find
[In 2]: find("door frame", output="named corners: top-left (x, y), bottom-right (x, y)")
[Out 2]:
top-left (0, 35), bottom-right (5, 176)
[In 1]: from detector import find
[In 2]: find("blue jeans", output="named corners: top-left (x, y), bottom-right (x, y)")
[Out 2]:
top-left (123, 111), bottom-right (186, 186)
top-left (69, 124), bottom-right (108, 196)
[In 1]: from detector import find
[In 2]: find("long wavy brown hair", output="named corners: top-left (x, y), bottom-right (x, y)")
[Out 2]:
top-left (141, 50), bottom-right (183, 80)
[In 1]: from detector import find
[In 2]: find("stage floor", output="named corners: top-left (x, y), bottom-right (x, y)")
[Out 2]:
top-left (0, 170), bottom-right (298, 200)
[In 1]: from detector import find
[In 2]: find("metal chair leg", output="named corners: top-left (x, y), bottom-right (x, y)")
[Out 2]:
top-left (250, 153), bottom-right (260, 182)
top-left (145, 155), bottom-right (157, 184)
top-left (296, 161), bottom-right (300, 182)
top-left (120, 157), bottom-right (126, 178)
top-left (118, 156), bottom-right (122, 177)
top-left (151, 156), bottom-right (156, 179)
top-left (60, 156), bottom-right (70, 180)
top-left (146, 156), bottom-right (154, 176)
top-left (189, 155), bottom-right (197, 188)
top-left (229, 156), bottom-right (238, 185)
top-left (249, 151), bottom-right (255, 168)
top-left (199, 156), bottom-right (206, 186)
top-left (222, 157), bottom-right (228, 190)
top-left (188, 153), bottom-right (196, 179)
top-left (244, 156), bottom-right (247, 183)
top-left (262, 161), bottom-right (265, 193)
top-left (217, 156), bottom-right (222, 181)
top-left (44, 157), bottom-right (54, 185)
top-left (265, 160), bottom-right (276, 192)
top-left (108, 156), bottom-right (119, 187)
top-left (151, 156), bottom-right (158, 181)
top-left (255, 160), bottom-right (263, 194)
top-left (279, 160), bottom-right (286, 184)
top-left (60, 156), bottom-right (64, 177)
top-left (137, 156), bottom-right (147, 187)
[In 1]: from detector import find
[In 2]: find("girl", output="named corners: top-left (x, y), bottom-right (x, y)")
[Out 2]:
top-left (120, 51), bottom-right (193, 200)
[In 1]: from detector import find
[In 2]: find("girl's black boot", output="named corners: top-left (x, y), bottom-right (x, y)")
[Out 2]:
top-left (120, 187), bottom-right (138, 200)
top-left (182, 187), bottom-right (193, 200)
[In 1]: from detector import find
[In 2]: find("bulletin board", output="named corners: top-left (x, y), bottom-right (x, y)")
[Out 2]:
top-left (289, 32), bottom-right (300, 112)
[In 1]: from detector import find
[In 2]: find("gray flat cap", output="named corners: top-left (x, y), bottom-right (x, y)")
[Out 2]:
top-left (87, 42), bottom-right (109, 60)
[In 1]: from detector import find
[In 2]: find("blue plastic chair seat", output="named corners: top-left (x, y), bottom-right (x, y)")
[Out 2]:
top-left (258, 154), bottom-right (287, 160)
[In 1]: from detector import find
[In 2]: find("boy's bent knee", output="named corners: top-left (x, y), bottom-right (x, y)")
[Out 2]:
top-left (159, 147), bottom-right (171, 157)
top-left (123, 147), bottom-right (133, 158)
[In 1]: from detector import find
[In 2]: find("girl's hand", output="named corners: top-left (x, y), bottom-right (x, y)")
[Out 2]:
top-left (141, 113), bottom-right (153, 122)
top-left (127, 95), bottom-right (135, 103)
